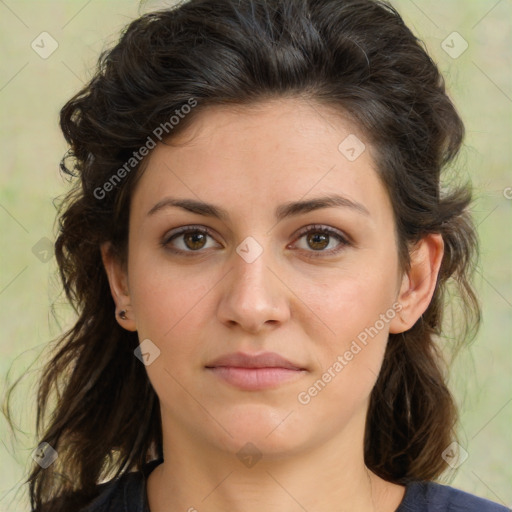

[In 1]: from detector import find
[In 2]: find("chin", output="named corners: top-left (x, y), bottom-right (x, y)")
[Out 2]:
top-left (207, 404), bottom-right (315, 456)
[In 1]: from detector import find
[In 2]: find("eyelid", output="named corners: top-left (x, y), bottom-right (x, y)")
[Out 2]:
top-left (292, 224), bottom-right (350, 244)
top-left (289, 224), bottom-right (351, 257)
top-left (161, 223), bottom-right (351, 256)
top-left (162, 225), bottom-right (215, 242)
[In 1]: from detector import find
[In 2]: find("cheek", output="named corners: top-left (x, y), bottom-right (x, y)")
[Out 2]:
top-left (127, 236), bottom-right (215, 336)
top-left (293, 273), bottom-right (396, 428)
top-left (128, 264), bottom-right (215, 400)
top-left (131, 270), bottom-right (213, 343)
top-left (302, 267), bottom-right (398, 341)
top-left (297, 259), bottom-right (399, 397)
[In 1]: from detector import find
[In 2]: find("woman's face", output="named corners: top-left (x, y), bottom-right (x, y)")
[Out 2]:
top-left (111, 98), bottom-right (409, 457)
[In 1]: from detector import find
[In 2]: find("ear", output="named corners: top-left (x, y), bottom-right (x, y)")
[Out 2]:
top-left (101, 242), bottom-right (137, 332)
top-left (389, 233), bottom-right (444, 334)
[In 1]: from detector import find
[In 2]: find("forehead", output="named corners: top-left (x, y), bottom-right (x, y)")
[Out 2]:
top-left (130, 98), bottom-right (390, 222)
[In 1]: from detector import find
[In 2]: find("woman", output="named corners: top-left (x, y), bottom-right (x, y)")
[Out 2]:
top-left (24, 0), bottom-right (507, 510)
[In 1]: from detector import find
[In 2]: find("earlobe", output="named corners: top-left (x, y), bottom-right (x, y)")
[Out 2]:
top-left (389, 234), bottom-right (444, 334)
top-left (100, 242), bottom-right (137, 332)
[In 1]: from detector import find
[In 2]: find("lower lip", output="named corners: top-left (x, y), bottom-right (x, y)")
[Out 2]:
top-left (206, 366), bottom-right (306, 390)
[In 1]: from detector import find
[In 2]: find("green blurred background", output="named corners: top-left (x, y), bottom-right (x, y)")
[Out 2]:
top-left (1, 1), bottom-right (511, 510)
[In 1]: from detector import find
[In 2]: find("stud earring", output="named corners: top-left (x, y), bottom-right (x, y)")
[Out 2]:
top-left (118, 310), bottom-right (128, 320)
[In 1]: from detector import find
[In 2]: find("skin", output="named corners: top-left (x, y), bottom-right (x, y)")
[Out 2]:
top-left (102, 98), bottom-right (444, 512)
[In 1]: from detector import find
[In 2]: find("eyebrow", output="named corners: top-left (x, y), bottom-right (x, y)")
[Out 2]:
top-left (146, 194), bottom-right (370, 221)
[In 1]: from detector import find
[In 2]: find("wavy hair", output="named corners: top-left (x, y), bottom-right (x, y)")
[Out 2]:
top-left (7, 0), bottom-right (480, 510)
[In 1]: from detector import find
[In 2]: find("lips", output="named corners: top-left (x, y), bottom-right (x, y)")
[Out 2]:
top-left (205, 351), bottom-right (306, 371)
top-left (205, 352), bottom-right (307, 391)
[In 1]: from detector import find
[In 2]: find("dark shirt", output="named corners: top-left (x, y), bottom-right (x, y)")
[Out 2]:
top-left (79, 458), bottom-right (509, 512)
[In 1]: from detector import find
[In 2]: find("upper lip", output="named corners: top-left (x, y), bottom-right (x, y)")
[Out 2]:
top-left (205, 351), bottom-right (306, 370)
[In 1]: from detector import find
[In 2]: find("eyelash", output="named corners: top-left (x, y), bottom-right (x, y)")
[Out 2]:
top-left (161, 224), bottom-right (351, 258)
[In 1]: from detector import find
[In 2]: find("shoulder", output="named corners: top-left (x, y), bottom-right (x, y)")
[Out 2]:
top-left (77, 471), bottom-right (143, 512)
top-left (77, 458), bottom-right (163, 512)
top-left (32, 471), bottom-right (143, 512)
top-left (398, 481), bottom-right (510, 512)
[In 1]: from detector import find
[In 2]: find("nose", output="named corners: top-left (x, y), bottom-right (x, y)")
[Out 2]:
top-left (216, 246), bottom-right (290, 334)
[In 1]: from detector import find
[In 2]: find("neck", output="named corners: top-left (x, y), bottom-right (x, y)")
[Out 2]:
top-left (146, 411), bottom-right (405, 512)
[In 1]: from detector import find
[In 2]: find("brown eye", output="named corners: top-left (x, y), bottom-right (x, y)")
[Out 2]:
top-left (183, 231), bottom-right (207, 250)
top-left (162, 226), bottom-right (220, 254)
top-left (306, 232), bottom-right (330, 250)
top-left (292, 225), bottom-right (350, 258)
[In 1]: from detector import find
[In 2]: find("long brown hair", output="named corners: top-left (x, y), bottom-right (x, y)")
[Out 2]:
top-left (6, 0), bottom-right (480, 510)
